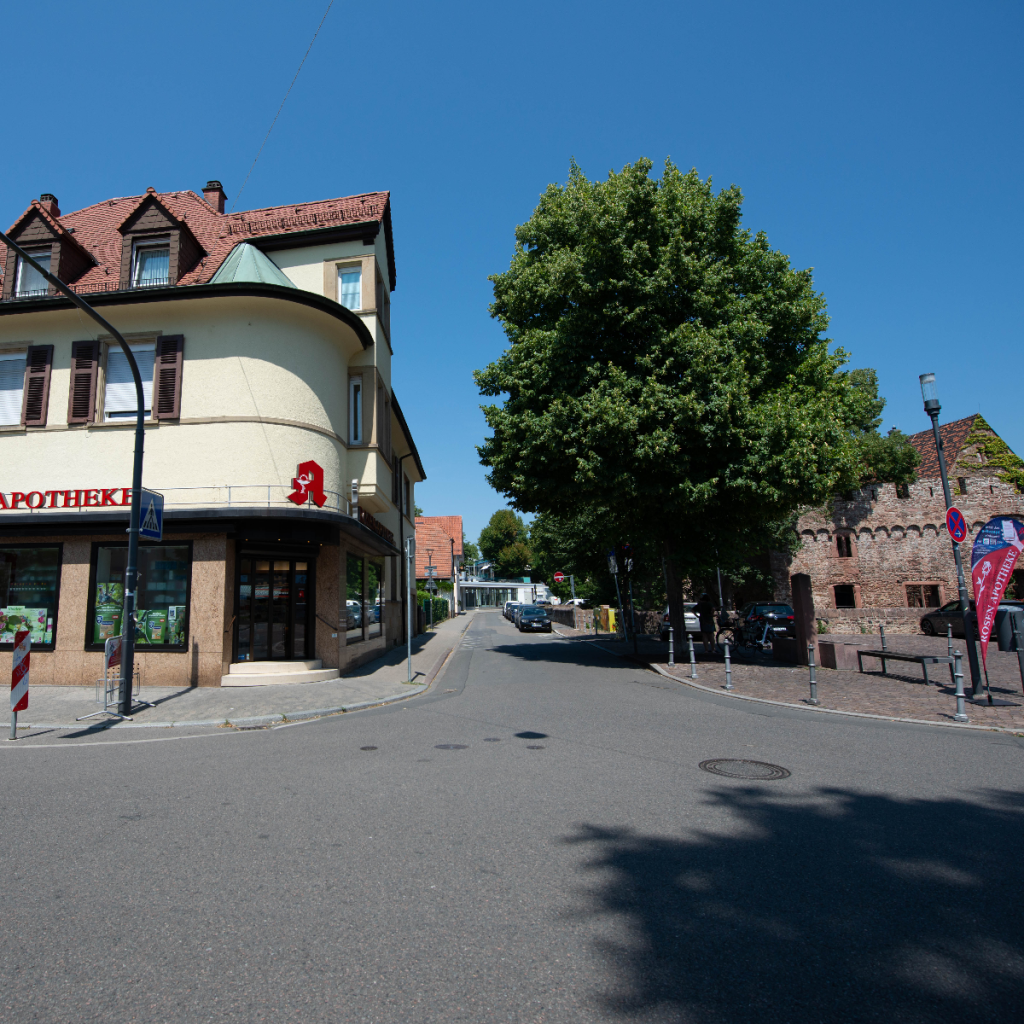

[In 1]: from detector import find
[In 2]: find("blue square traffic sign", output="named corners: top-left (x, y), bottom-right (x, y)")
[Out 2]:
top-left (139, 489), bottom-right (164, 541)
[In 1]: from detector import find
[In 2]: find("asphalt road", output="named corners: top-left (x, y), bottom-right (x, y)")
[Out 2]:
top-left (2, 610), bottom-right (1022, 1023)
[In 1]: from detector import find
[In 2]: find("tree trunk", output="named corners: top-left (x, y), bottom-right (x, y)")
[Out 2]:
top-left (662, 542), bottom-right (686, 645)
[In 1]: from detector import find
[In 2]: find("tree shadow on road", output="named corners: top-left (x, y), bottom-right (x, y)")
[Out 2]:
top-left (563, 786), bottom-right (1024, 1023)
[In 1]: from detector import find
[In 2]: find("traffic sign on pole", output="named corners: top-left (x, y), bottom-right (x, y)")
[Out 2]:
top-left (946, 506), bottom-right (968, 544)
top-left (553, 571), bottom-right (565, 584)
top-left (139, 489), bottom-right (164, 541)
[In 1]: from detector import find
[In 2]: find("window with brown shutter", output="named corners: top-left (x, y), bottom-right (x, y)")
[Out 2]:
top-left (154, 335), bottom-right (184, 419)
top-left (21, 345), bottom-right (53, 427)
top-left (67, 341), bottom-right (99, 424)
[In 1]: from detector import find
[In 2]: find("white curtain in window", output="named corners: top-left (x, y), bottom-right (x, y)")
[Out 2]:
top-left (134, 248), bottom-right (170, 286)
top-left (0, 355), bottom-right (26, 426)
top-left (105, 344), bottom-right (154, 418)
top-left (16, 253), bottom-right (51, 297)
top-left (339, 269), bottom-right (361, 310)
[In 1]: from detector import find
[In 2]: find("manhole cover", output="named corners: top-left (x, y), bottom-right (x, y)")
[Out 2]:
top-left (699, 759), bottom-right (791, 780)
top-left (360, 746), bottom-right (378, 751)
top-left (435, 744), bottom-right (468, 750)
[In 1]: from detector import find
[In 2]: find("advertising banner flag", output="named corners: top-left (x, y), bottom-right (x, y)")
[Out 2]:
top-left (970, 517), bottom-right (1024, 667)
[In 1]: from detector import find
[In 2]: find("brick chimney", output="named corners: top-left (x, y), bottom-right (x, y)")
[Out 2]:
top-left (38, 194), bottom-right (60, 218)
top-left (203, 180), bottom-right (226, 214)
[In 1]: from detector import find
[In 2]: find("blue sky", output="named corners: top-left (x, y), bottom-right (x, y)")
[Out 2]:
top-left (3, 1), bottom-right (1020, 542)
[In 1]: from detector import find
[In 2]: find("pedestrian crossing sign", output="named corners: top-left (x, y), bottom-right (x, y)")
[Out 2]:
top-left (139, 489), bottom-right (164, 541)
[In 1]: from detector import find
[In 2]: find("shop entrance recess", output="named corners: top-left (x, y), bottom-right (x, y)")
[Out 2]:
top-left (236, 556), bottom-right (312, 661)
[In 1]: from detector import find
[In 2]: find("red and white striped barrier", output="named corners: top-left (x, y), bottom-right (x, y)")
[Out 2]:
top-left (10, 629), bottom-right (29, 739)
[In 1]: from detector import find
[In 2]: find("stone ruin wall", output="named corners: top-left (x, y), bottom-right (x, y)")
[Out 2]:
top-left (772, 472), bottom-right (1024, 614)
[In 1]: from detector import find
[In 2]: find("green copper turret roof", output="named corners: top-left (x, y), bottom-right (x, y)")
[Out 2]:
top-left (209, 242), bottom-right (297, 288)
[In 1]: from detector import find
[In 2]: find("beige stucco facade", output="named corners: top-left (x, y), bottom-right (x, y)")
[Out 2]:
top-left (0, 222), bottom-right (422, 686)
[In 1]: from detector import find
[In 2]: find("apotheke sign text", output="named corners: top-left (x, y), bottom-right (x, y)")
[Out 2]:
top-left (0, 488), bottom-right (134, 510)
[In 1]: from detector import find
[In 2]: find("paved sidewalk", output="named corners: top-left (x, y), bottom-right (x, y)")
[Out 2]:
top-left (554, 624), bottom-right (1024, 733)
top-left (15, 613), bottom-right (473, 730)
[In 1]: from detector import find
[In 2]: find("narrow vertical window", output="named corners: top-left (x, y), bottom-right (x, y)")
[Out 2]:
top-left (338, 267), bottom-right (362, 310)
top-left (349, 376), bottom-right (363, 444)
top-left (0, 353), bottom-right (27, 426)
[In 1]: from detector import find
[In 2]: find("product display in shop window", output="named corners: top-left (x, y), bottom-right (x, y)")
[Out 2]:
top-left (91, 544), bottom-right (190, 647)
top-left (0, 547), bottom-right (60, 645)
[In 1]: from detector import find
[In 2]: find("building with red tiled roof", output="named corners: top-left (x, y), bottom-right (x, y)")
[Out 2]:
top-left (415, 516), bottom-right (463, 580)
top-left (772, 414), bottom-right (1024, 619)
top-left (0, 179), bottom-right (424, 683)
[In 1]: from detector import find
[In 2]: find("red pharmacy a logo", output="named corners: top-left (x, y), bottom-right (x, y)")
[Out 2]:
top-left (287, 460), bottom-right (327, 508)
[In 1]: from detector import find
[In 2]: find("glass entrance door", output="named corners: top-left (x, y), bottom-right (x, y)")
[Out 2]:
top-left (236, 557), bottom-right (311, 661)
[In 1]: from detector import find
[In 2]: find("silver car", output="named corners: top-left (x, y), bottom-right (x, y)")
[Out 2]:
top-left (660, 603), bottom-right (699, 641)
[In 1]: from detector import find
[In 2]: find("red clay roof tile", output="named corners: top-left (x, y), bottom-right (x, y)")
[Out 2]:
top-left (907, 415), bottom-right (979, 478)
top-left (2, 187), bottom-right (391, 294)
top-left (415, 517), bottom-right (464, 578)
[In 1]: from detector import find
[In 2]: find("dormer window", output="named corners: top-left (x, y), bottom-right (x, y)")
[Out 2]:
top-left (15, 250), bottom-right (51, 297)
top-left (132, 239), bottom-right (170, 288)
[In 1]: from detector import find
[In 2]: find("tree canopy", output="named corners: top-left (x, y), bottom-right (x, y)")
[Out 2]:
top-left (475, 158), bottom-right (918, 613)
top-left (478, 509), bottom-right (532, 579)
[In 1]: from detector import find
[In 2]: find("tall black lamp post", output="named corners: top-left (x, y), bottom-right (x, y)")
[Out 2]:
top-left (0, 230), bottom-right (145, 717)
top-left (920, 372), bottom-right (982, 694)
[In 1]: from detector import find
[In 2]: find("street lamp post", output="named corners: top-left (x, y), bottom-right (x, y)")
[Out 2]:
top-left (0, 230), bottom-right (146, 717)
top-left (920, 373), bottom-right (982, 694)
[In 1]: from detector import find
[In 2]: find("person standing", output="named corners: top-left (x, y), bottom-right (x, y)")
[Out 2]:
top-left (697, 593), bottom-right (716, 653)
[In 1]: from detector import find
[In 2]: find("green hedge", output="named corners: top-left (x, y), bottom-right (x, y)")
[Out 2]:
top-left (418, 595), bottom-right (450, 624)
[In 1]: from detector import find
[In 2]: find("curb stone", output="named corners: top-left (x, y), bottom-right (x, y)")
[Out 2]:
top-left (551, 627), bottom-right (1024, 737)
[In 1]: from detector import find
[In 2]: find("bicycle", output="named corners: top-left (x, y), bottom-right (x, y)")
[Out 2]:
top-left (715, 612), bottom-right (785, 655)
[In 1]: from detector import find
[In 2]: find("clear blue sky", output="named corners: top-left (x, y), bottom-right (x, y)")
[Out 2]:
top-left (4, 1), bottom-right (1020, 543)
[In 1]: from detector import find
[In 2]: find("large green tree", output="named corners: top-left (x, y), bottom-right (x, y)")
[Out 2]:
top-left (478, 509), bottom-right (532, 579)
top-left (475, 159), bottom-right (917, 627)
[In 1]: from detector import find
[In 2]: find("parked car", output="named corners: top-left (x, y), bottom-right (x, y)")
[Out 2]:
top-left (503, 600), bottom-right (520, 620)
top-left (735, 603), bottom-right (795, 643)
top-left (660, 603), bottom-right (699, 642)
top-left (518, 605), bottom-right (552, 633)
top-left (920, 599), bottom-right (1024, 637)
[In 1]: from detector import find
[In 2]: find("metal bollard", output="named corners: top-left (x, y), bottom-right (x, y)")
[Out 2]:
top-left (1013, 612), bottom-right (1024, 697)
top-left (668, 626), bottom-right (675, 667)
top-left (8, 711), bottom-right (16, 741)
top-left (688, 632), bottom-right (697, 679)
top-left (947, 624), bottom-right (953, 661)
top-left (723, 640), bottom-right (733, 690)
top-left (807, 643), bottom-right (819, 705)
top-left (953, 649), bottom-right (969, 723)
top-left (879, 624), bottom-right (888, 652)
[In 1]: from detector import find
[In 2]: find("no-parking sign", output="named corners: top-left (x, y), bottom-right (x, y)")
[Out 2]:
top-left (946, 506), bottom-right (968, 544)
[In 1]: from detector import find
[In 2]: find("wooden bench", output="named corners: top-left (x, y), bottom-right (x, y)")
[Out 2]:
top-left (857, 649), bottom-right (954, 686)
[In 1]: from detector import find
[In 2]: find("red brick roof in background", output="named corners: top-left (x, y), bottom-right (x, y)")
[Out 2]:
top-left (1, 188), bottom-right (391, 292)
top-left (415, 516), bottom-right (463, 578)
top-left (907, 415), bottom-right (979, 477)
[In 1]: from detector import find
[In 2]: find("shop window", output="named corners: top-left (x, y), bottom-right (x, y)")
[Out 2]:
top-left (836, 534), bottom-right (853, 558)
top-left (346, 553), bottom-right (364, 642)
top-left (906, 584), bottom-right (941, 608)
top-left (833, 584), bottom-right (857, 608)
top-left (88, 543), bottom-right (190, 649)
top-left (368, 560), bottom-right (384, 638)
top-left (0, 546), bottom-right (61, 649)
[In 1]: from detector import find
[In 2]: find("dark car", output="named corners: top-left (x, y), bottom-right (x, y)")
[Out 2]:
top-left (920, 599), bottom-right (1024, 637)
top-left (518, 605), bottom-right (552, 633)
top-left (736, 602), bottom-right (795, 642)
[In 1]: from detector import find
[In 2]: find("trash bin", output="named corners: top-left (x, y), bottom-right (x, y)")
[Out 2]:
top-left (995, 607), bottom-right (1024, 652)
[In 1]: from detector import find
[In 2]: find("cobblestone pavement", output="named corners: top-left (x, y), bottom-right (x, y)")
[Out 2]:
top-left (554, 625), bottom-right (1024, 732)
